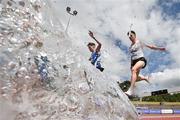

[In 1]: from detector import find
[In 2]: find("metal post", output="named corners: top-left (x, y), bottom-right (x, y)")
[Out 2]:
top-left (65, 6), bottom-right (78, 33)
top-left (65, 15), bottom-right (71, 33)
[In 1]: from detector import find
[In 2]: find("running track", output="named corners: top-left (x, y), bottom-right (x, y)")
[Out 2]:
top-left (139, 114), bottom-right (180, 120)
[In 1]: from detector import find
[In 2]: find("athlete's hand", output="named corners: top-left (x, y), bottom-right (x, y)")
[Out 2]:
top-left (88, 30), bottom-right (95, 38)
top-left (159, 47), bottom-right (166, 51)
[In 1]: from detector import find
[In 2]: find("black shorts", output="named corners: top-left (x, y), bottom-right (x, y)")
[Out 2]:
top-left (131, 57), bottom-right (147, 69)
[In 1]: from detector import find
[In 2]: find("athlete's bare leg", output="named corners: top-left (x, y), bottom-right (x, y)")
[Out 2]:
top-left (137, 74), bottom-right (150, 83)
top-left (125, 61), bottom-right (145, 95)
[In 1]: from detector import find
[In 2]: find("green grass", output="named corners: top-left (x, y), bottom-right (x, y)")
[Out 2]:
top-left (132, 101), bottom-right (180, 106)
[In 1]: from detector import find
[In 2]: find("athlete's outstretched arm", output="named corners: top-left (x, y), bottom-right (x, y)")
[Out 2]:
top-left (144, 43), bottom-right (166, 51)
top-left (88, 31), bottom-right (102, 52)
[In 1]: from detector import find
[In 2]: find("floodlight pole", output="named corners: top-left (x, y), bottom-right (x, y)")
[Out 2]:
top-left (65, 15), bottom-right (72, 32)
top-left (65, 7), bottom-right (78, 33)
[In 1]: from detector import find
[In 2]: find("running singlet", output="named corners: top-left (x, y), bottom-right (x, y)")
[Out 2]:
top-left (90, 52), bottom-right (104, 71)
top-left (129, 41), bottom-right (144, 60)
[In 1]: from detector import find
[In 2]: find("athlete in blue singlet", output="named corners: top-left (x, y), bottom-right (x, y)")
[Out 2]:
top-left (87, 31), bottom-right (104, 72)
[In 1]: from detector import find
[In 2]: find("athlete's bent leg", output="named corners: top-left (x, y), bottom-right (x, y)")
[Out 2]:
top-left (125, 61), bottom-right (145, 95)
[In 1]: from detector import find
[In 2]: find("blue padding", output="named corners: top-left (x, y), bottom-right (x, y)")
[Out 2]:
top-left (137, 109), bottom-right (150, 114)
top-left (173, 109), bottom-right (180, 114)
top-left (149, 109), bottom-right (161, 114)
top-left (142, 109), bottom-right (150, 114)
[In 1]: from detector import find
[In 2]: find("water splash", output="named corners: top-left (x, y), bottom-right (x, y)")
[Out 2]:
top-left (0, 0), bottom-right (138, 120)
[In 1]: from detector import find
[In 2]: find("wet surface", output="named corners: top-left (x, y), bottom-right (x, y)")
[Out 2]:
top-left (0, 0), bottom-right (138, 120)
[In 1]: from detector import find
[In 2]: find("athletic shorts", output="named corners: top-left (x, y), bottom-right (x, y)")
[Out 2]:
top-left (131, 57), bottom-right (147, 69)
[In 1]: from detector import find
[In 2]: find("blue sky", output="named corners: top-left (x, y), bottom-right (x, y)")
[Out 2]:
top-left (157, 0), bottom-right (180, 20)
top-left (114, 0), bottom-right (180, 74)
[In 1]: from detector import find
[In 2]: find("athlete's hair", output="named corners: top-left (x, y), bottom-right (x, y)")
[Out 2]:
top-left (87, 42), bottom-right (95, 46)
top-left (127, 30), bottom-right (136, 36)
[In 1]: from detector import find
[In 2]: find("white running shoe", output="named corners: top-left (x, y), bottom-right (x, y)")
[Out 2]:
top-left (125, 88), bottom-right (133, 96)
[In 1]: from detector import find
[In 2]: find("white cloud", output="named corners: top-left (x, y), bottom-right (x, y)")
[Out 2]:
top-left (151, 68), bottom-right (180, 88)
top-left (136, 68), bottom-right (180, 96)
top-left (52, 0), bottom-right (180, 92)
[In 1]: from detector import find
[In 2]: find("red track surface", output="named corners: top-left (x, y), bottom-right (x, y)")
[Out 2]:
top-left (139, 114), bottom-right (180, 120)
